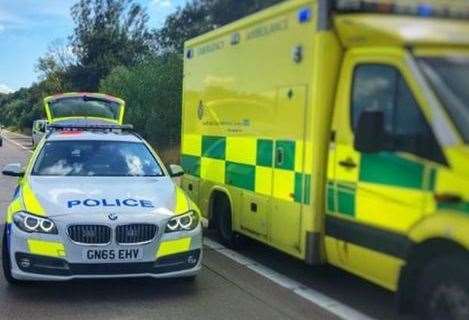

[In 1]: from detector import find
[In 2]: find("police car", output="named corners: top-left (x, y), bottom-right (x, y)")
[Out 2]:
top-left (1, 93), bottom-right (202, 283)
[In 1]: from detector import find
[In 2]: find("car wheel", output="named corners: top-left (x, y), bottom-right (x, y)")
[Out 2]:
top-left (417, 254), bottom-right (469, 320)
top-left (2, 227), bottom-right (21, 285)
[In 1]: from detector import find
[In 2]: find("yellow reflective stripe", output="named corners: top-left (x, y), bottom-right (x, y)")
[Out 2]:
top-left (156, 238), bottom-right (191, 258)
top-left (255, 166), bottom-right (272, 196)
top-left (6, 197), bottom-right (24, 223)
top-left (294, 140), bottom-right (304, 172)
top-left (200, 158), bottom-right (225, 184)
top-left (175, 187), bottom-right (190, 214)
top-left (27, 239), bottom-right (66, 258)
top-left (272, 169), bottom-right (295, 201)
top-left (226, 137), bottom-right (256, 165)
top-left (182, 134), bottom-right (202, 156)
top-left (22, 181), bottom-right (45, 216)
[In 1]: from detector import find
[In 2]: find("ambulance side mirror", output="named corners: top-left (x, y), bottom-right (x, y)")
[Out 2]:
top-left (2, 163), bottom-right (25, 177)
top-left (354, 110), bottom-right (386, 154)
top-left (169, 164), bottom-right (184, 177)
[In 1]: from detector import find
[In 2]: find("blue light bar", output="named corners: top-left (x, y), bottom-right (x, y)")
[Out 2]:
top-left (334, 0), bottom-right (469, 20)
top-left (417, 4), bottom-right (433, 17)
top-left (298, 7), bottom-right (312, 23)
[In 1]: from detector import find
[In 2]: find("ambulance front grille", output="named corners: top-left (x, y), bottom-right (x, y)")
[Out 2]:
top-left (68, 225), bottom-right (111, 244)
top-left (115, 224), bottom-right (158, 244)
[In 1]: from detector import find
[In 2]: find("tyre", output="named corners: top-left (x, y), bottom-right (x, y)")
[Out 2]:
top-left (213, 194), bottom-right (242, 248)
top-left (2, 227), bottom-right (20, 285)
top-left (417, 254), bottom-right (469, 320)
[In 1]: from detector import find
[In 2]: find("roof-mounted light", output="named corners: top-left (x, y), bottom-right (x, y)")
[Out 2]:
top-left (298, 7), bottom-right (312, 23)
top-left (334, 0), bottom-right (469, 20)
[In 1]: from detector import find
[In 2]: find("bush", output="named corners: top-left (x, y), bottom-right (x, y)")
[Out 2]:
top-left (100, 53), bottom-right (183, 163)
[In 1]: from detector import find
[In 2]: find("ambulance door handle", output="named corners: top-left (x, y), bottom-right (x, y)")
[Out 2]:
top-left (276, 147), bottom-right (285, 166)
top-left (339, 158), bottom-right (357, 169)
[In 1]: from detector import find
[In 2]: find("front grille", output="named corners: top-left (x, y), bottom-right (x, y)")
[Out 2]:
top-left (68, 225), bottom-right (111, 244)
top-left (116, 224), bottom-right (158, 244)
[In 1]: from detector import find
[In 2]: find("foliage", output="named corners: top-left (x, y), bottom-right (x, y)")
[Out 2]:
top-left (100, 54), bottom-right (183, 156)
top-left (69, 0), bottom-right (152, 90)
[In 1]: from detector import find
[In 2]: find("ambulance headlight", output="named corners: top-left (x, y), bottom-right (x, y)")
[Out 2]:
top-left (165, 210), bottom-right (199, 233)
top-left (13, 212), bottom-right (58, 234)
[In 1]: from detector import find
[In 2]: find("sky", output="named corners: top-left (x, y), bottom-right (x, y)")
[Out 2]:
top-left (0, 0), bottom-right (188, 93)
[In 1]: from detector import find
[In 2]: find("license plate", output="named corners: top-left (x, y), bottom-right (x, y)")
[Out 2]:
top-left (82, 248), bottom-right (143, 262)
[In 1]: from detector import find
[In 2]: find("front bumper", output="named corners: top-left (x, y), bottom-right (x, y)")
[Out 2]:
top-left (7, 220), bottom-right (203, 281)
top-left (13, 250), bottom-right (202, 281)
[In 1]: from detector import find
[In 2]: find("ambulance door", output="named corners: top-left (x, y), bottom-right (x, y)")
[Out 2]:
top-left (270, 86), bottom-right (307, 252)
top-left (328, 50), bottom-right (443, 287)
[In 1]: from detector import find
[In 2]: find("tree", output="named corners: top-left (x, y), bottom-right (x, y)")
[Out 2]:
top-left (69, 0), bottom-right (152, 90)
top-left (100, 54), bottom-right (183, 162)
top-left (36, 39), bottom-right (76, 93)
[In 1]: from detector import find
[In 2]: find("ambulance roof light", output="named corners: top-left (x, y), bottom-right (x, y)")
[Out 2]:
top-left (334, 0), bottom-right (469, 19)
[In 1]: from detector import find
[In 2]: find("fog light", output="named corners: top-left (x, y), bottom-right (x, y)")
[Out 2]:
top-left (187, 255), bottom-right (197, 265)
top-left (19, 258), bottom-right (31, 268)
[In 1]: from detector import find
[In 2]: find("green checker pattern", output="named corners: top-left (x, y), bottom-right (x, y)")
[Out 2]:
top-left (327, 152), bottom-right (439, 218)
top-left (181, 136), bottom-right (311, 205)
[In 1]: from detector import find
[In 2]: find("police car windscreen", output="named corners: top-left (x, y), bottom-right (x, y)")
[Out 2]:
top-left (32, 141), bottom-right (164, 177)
top-left (48, 97), bottom-right (120, 120)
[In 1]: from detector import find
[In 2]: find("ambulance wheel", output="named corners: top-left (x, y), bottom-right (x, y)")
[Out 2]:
top-left (417, 254), bottom-right (469, 320)
top-left (213, 193), bottom-right (241, 248)
top-left (2, 228), bottom-right (20, 285)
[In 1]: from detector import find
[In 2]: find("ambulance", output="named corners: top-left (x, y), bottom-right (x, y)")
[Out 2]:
top-left (180, 0), bottom-right (469, 318)
top-left (2, 93), bottom-right (202, 283)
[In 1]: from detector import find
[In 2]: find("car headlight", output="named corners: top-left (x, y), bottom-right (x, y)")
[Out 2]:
top-left (13, 211), bottom-right (58, 234)
top-left (165, 210), bottom-right (199, 233)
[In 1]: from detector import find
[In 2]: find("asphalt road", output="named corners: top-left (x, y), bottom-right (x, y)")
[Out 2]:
top-left (0, 130), bottom-right (416, 320)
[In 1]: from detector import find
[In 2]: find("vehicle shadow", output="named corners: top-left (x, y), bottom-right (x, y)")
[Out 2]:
top-left (3, 276), bottom-right (200, 303)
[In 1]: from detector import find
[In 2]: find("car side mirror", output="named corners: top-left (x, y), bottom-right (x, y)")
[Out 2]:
top-left (2, 163), bottom-right (24, 177)
top-left (169, 164), bottom-right (184, 177)
top-left (354, 110), bottom-right (386, 153)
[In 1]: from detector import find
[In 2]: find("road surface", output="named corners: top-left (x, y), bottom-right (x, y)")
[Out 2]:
top-left (0, 130), bottom-right (415, 320)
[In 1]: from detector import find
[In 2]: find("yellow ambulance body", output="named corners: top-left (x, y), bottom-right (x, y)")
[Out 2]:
top-left (180, 0), bottom-right (469, 316)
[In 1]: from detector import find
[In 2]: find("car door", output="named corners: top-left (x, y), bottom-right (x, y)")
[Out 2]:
top-left (327, 51), bottom-right (445, 288)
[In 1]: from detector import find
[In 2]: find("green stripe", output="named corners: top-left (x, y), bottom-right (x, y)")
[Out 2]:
top-left (181, 155), bottom-right (200, 177)
top-left (360, 153), bottom-right (424, 189)
top-left (202, 136), bottom-right (226, 159)
top-left (226, 162), bottom-right (255, 191)
top-left (437, 202), bottom-right (469, 214)
top-left (304, 174), bottom-right (311, 205)
top-left (428, 168), bottom-right (437, 191)
top-left (337, 184), bottom-right (355, 217)
top-left (327, 183), bottom-right (335, 213)
top-left (294, 173), bottom-right (311, 204)
top-left (257, 139), bottom-right (273, 167)
top-left (275, 140), bottom-right (295, 170)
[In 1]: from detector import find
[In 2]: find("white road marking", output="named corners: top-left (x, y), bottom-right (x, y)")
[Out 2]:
top-left (204, 238), bottom-right (376, 320)
top-left (1, 131), bottom-right (33, 154)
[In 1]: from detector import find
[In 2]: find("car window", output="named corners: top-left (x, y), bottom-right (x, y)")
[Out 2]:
top-left (351, 64), bottom-right (445, 163)
top-left (32, 140), bottom-right (164, 177)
